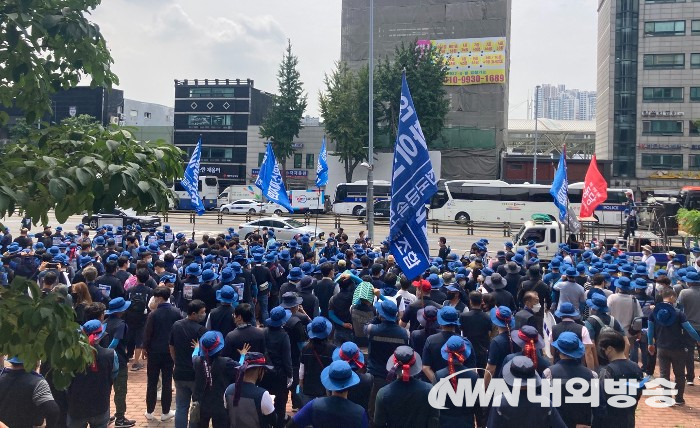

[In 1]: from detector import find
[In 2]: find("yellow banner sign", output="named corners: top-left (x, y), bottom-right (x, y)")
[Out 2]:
top-left (418, 37), bottom-right (507, 86)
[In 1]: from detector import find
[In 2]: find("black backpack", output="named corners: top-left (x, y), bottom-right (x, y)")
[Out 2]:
top-left (127, 289), bottom-right (149, 319)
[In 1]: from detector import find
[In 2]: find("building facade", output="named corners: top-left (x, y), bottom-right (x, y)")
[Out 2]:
top-left (534, 84), bottom-right (597, 121)
top-left (173, 79), bottom-right (272, 188)
top-left (122, 99), bottom-right (174, 144)
top-left (597, 0), bottom-right (700, 181)
top-left (340, 0), bottom-right (511, 180)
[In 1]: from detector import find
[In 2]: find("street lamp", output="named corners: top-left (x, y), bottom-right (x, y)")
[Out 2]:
top-left (533, 85), bottom-right (540, 184)
top-left (366, 0), bottom-right (375, 242)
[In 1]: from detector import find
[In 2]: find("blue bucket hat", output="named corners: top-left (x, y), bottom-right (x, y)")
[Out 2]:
top-left (321, 360), bottom-right (360, 392)
top-left (307, 316), bottom-right (333, 339)
top-left (265, 253), bottom-right (277, 263)
top-left (586, 293), bottom-right (609, 313)
top-left (555, 302), bottom-right (580, 319)
top-left (81, 319), bottom-right (106, 341)
top-left (490, 306), bottom-right (515, 328)
top-left (427, 273), bottom-right (443, 289)
top-left (199, 331), bottom-right (225, 356)
top-left (684, 271), bottom-right (700, 283)
top-left (230, 262), bottom-right (243, 275)
top-left (48, 246), bottom-right (61, 256)
top-left (441, 335), bottom-right (472, 361)
top-left (185, 263), bottom-right (202, 277)
top-left (633, 277), bottom-right (648, 290)
top-left (288, 239), bottom-right (298, 248)
top-left (266, 306), bottom-right (292, 327)
top-left (220, 267), bottom-right (235, 284)
top-left (216, 285), bottom-right (238, 304)
top-left (552, 331), bottom-right (585, 359)
top-left (287, 267), bottom-right (303, 281)
top-left (374, 299), bottom-right (398, 322)
top-left (512, 254), bottom-right (524, 265)
top-left (654, 269), bottom-right (667, 278)
top-left (332, 342), bottom-right (365, 370)
top-left (93, 236), bottom-right (106, 245)
top-left (105, 297), bottom-right (131, 315)
top-left (616, 276), bottom-right (632, 290)
top-left (438, 306), bottom-right (459, 326)
top-left (160, 274), bottom-right (176, 284)
top-left (619, 264), bottom-right (633, 274)
top-left (653, 302), bottom-right (678, 327)
top-left (301, 262), bottom-right (314, 275)
top-left (564, 266), bottom-right (577, 277)
top-left (278, 250), bottom-right (291, 261)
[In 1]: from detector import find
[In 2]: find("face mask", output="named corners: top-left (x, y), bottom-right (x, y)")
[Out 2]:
top-left (458, 280), bottom-right (467, 286)
top-left (146, 258), bottom-right (152, 264)
top-left (674, 265), bottom-right (681, 269)
top-left (532, 303), bottom-right (542, 312)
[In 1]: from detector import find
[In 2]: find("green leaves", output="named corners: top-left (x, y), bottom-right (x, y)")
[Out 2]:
top-left (0, 1), bottom-right (119, 125)
top-left (0, 116), bottom-right (184, 225)
top-left (0, 276), bottom-right (93, 389)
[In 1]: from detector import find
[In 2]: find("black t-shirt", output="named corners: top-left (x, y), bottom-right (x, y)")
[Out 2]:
top-left (594, 359), bottom-right (643, 428)
top-left (115, 270), bottom-right (131, 286)
top-left (169, 318), bottom-right (207, 381)
top-left (401, 298), bottom-right (442, 332)
top-left (102, 316), bottom-right (128, 365)
top-left (328, 289), bottom-right (354, 324)
top-left (96, 273), bottom-right (125, 300)
top-left (652, 309), bottom-right (688, 350)
top-left (421, 330), bottom-right (457, 373)
top-left (300, 341), bottom-right (336, 397)
top-left (460, 310), bottom-right (493, 358)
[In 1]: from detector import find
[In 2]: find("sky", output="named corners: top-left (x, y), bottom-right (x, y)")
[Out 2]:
top-left (90, 0), bottom-right (597, 120)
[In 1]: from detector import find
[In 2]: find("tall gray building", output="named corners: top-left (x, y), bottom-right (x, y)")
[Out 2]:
top-left (534, 84), bottom-right (597, 121)
top-left (597, 0), bottom-right (700, 182)
top-left (341, 0), bottom-right (511, 179)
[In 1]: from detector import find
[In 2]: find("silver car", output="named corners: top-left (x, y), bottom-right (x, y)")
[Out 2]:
top-left (237, 217), bottom-right (324, 242)
top-left (220, 199), bottom-right (266, 214)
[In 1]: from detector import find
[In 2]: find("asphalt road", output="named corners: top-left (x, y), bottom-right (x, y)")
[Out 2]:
top-left (0, 211), bottom-right (513, 256)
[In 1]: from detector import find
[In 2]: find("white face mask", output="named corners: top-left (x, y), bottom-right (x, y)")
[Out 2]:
top-left (532, 303), bottom-right (542, 312)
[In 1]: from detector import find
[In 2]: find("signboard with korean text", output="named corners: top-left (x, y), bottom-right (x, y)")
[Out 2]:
top-left (251, 168), bottom-right (308, 178)
top-left (417, 37), bottom-right (507, 86)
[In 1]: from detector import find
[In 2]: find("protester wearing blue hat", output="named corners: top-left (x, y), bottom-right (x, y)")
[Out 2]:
top-left (287, 267), bottom-right (304, 282)
top-left (291, 360), bottom-right (366, 428)
top-left (307, 316), bottom-right (333, 340)
top-left (433, 335), bottom-right (478, 427)
top-left (551, 331), bottom-right (586, 360)
top-left (206, 285), bottom-right (239, 339)
top-left (102, 297), bottom-right (136, 425)
top-left (266, 306), bottom-right (292, 327)
top-left (375, 299), bottom-right (398, 322)
top-left (555, 302), bottom-right (580, 319)
top-left (300, 316), bottom-right (336, 401)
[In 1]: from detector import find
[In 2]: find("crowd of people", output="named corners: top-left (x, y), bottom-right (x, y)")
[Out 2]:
top-left (0, 221), bottom-right (699, 428)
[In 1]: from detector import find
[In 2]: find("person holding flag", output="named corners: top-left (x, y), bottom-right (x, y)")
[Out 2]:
top-left (181, 136), bottom-right (206, 240)
top-left (255, 143), bottom-right (294, 213)
top-left (579, 154), bottom-right (608, 219)
top-left (550, 146), bottom-right (580, 236)
top-left (388, 72), bottom-right (438, 281)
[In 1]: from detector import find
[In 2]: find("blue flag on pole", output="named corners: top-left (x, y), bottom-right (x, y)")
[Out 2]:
top-left (550, 149), bottom-right (569, 221)
top-left (255, 143), bottom-right (294, 212)
top-left (389, 73), bottom-right (438, 280)
top-left (316, 136), bottom-right (329, 188)
top-left (181, 137), bottom-right (205, 215)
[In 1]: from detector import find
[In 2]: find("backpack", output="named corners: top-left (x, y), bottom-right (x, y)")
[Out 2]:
top-left (127, 288), bottom-right (149, 319)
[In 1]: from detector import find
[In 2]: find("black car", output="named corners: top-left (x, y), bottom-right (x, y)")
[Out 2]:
top-left (357, 200), bottom-right (391, 218)
top-left (81, 208), bottom-right (161, 230)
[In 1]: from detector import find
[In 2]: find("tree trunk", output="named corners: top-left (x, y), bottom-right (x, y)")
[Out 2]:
top-left (345, 158), bottom-right (352, 183)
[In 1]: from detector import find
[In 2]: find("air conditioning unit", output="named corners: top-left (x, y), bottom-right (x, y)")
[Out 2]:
top-left (110, 116), bottom-right (120, 125)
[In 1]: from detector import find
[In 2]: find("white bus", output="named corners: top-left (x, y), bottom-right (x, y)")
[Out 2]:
top-left (173, 176), bottom-right (219, 210)
top-left (332, 180), bottom-right (392, 216)
top-left (428, 180), bottom-right (632, 225)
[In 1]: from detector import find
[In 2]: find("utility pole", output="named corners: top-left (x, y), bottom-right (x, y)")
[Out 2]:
top-left (366, 0), bottom-right (375, 242)
top-left (533, 85), bottom-right (540, 184)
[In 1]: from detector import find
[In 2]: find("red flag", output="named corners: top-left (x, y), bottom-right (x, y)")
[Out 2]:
top-left (580, 155), bottom-right (608, 218)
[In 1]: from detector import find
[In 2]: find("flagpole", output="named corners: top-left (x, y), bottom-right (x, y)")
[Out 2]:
top-left (314, 186), bottom-right (321, 262)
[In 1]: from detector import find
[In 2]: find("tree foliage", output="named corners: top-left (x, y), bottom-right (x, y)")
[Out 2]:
top-left (320, 62), bottom-right (378, 182)
top-left (0, 119), bottom-right (185, 226)
top-left (0, 276), bottom-right (93, 389)
top-left (375, 40), bottom-right (449, 146)
top-left (260, 40), bottom-right (307, 175)
top-left (678, 208), bottom-right (700, 239)
top-left (0, 0), bottom-right (118, 125)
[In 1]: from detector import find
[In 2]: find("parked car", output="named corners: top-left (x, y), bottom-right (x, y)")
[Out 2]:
top-left (81, 208), bottom-right (161, 230)
top-left (220, 199), bottom-right (267, 214)
top-left (357, 200), bottom-right (391, 218)
top-left (238, 217), bottom-right (324, 242)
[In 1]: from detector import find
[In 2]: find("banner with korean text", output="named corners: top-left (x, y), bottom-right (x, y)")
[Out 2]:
top-left (417, 37), bottom-right (507, 86)
top-left (389, 73), bottom-right (438, 280)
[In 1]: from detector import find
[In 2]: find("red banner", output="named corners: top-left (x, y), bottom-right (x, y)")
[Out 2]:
top-left (580, 155), bottom-right (608, 218)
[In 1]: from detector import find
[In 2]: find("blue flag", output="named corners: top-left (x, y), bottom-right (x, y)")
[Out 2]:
top-left (316, 136), bottom-right (329, 188)
top-left (550, 149), bottom-right (569, 221)
top-left (389, 73), bottom-right (438, 280)
top-left (255, 143), bottom-right (294, 212)
top-left (181, 137), bottom-right (205, 215)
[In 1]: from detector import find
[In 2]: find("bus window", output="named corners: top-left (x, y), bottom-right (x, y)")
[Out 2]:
top-left (204, 177), bottom-right (218, 187)
top-left (174, 182), bottom-right (185, 192)
top-left (529, 189), bottom-right (551, 202)
top-left (568, 188), bottom-right (582, 203)
top-left (500, 187), bottom-right (528, 201)
top-left (472, 186), bottom-right (501, 201)
top-left (431, 191), bottom-right (449, 209)
top-left (606, 191), bottom-right (628, 204)
top-left (335, 185), bottom-right (347, 203)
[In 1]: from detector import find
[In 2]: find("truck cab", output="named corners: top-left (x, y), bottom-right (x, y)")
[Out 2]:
top-left (513, 214), bottom-right (566, 262)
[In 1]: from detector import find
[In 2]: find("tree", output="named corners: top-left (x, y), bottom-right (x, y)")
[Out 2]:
top-left (0, 118), bottom-right (185, 225)
top-left (8, 118), bottom-right (34, 142)
top-left (375, 40), bottom-right (449, 146)
top-left (259, 40), bottom-right (307, 178)
top-left (678, 208), bottom-right (700, 244)
top-left (0, 0), bottom-right (118, 125)
top-left (320, 62), bottom-right (377, 182)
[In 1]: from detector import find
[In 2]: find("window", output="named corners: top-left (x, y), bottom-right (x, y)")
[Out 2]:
top-left (691, 121), bottom-right (700, 135)
top-left (189, 88), bottom-right (235, 98)
top-left (144, 112), bottom-right (151, 119)
top-left (641, 154), bottom-right (683, 169)
top-left (644, 21), bottom-right (685, 36)
top-left (643, 87), bottom-right (684, 102)
top-left (258, 153), bottom-right (265, 167)
top-left (642, 120), bottom-right (684, 135)
top-left (645, 0), bottom-right (685, 3)
top-left (693, 20), bottom-right (700, 34)
top-left (692, 53), bottom-right (700, 68)
top-left (306, 153), bottom-right (314, 169)
top-left (643, 53), bottom-right (685, 69)
top-left (294, 154), bottom-right (302, 169)
top-left (691, 87), bottom-right (700, 101)
top-left (690, 155), bottom-right (700, 169)
top-left (187, 114), bottom-right (234, 129)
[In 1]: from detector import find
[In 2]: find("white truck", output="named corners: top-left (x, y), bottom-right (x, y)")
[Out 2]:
top-left (217, 185), bottom-right (261, 208)
top-left (512, 214), bottom-right (588, 262)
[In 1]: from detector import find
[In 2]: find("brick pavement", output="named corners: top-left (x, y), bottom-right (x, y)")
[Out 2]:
top-left (115, 358), bottom-right (700, 428)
